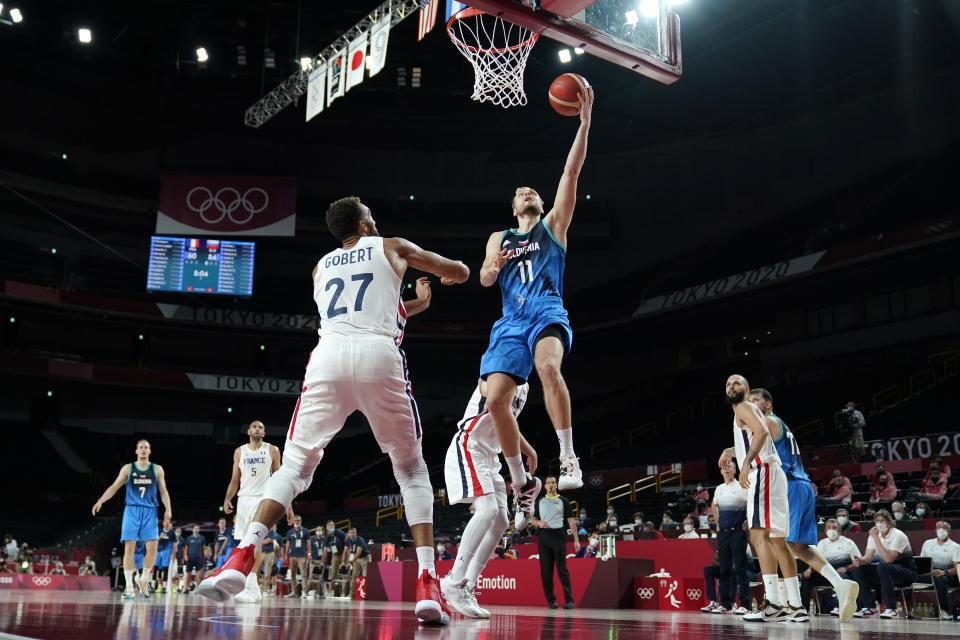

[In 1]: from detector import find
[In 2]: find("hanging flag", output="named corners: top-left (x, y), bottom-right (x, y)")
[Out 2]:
top-left (327, 48), bottom-right (347, 105)
top-left (445, 0), bottom-right (467, 21)
top-left (305, 63), bottom-right (327, 122)
top-left (367, 15), bottom-right (391, 77)
top-left (418, 0), bottom-right (440, 41)
top-left (345, 32), bottom-right (368, 91)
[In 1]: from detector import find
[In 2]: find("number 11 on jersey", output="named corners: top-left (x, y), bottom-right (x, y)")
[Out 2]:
top-left (517, 260), bottom-right (533, 284)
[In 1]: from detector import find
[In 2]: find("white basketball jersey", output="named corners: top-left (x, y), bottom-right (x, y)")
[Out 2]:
top-left (313, 236), bottom-right (406, 343)
top-left (238, 442), bottom-right (271, 496)
top-left (733, 414), bottom-right (781, 469)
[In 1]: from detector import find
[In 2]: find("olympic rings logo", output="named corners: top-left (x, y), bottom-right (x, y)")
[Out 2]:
top-left (923, 220), bottom-right (952, 235)
top-left (637, 587), bottom-right (655, 599)
top-left (32, 576), bottom-right (52, 586)
top-left (186, 187), bottom-right (270, 225)
top-left (686, 588), bottom-right (702, 600)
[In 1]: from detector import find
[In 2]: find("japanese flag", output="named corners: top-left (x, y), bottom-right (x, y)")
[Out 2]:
top-left (346, 32), bottom-right (368, 92)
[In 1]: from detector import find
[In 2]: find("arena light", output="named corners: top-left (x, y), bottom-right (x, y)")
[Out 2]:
top-left (46, 390), bottom-right (53, 397)
top-left (585, 194), bottom-right (591, 199)
top-left (624, 10), bottom-right (638, 25)
top-left (558, 48), bottom-right (572, 63)
top-left (639, 0), bottom-right (658, 19)
top-left (259, 344), bottom-right (266, 351)
top-left (78, 28), bottom-right (92, 44)
top-left (408, 194), bottom-right (415, 200)
top-left (8, 317), bottom-right (14, 323)
top-left (299, 57), bottom-right (312, 71)
top-left (51, 248), bottom-right (57, 254)
top-left (196, 47), bottom-right (208, 63)
top-left (10, 7), bottom-right (22, 23)
top-left (574, 47), bottom-right (584, 55)
top-left (61, 153), bottom-right (68, 160)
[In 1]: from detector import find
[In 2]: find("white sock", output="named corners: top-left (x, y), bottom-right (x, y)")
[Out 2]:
top-left (140, 568), bottom-right (152, 584)
top-left (124, 570), bottom-right (134, 591)
top-left (416, 546), bottom-right (436, 578)
top-left (245, 572), bottom-right (259, 589)
top-left (556, 428), bottom-right (574, 457)
top-left (240, 522), bottom-right (269, 549)
top-left (785, 576), bottom-right (802, 608)
top-left (818, 563), bottom-right (844, 590)
top-left (505, 454), bottom-right (526, 486)
top-left (778, 580), bottom-right (788, 607)
top-left (762, 575), bottom-right (780, 605)
top-left (466, 517), bottom-right (507, 586)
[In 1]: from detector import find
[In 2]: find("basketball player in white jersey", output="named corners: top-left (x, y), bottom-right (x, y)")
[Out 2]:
top-left (198, 196), bottom-right (469, 625)
top-left (221, 420), bottom-right (290, 602)
top-left (440, 379), bottom-right (537, 618)
top-left (717, 374), bottom-right (798, 622)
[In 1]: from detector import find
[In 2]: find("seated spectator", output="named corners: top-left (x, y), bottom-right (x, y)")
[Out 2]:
top-left (869, 464), bottom-right (891, 490)
top-left (934, 456), bottom-right (951, 479)
top-left (573, 518), bottom-right (587, 537)
top-left (604, 505), bottom-right (617, 523)
top-left (78, 556), bottom-right (97, 576)
top-left (918, 521), bottom-right (960, 620)
top-left (890, 501), bottom-right (914, 522)
top-left (800, 518), bottom-right (864, 614)
top-left (16, 544), bottom-right (34, 574)
top-left (907, 470), bottom-right (947, 503)
top-left (692, 500), bottom-right (710, 528)
top-left (47, 561), bottom-right (66, 575)
top-left (706, 513), bottom-right (718, 533)
top-left (632, 512), bottom-right (645, 528)
top-left (692, 483), bottom-right (709, 503)
top-left (596, 522), bottom-right (609, 535)
top-left (3, 535), bottom-right (17, 560)
top-left (640, 522), bottom-right (664, 540)
top-left (852, 509), bottom-right (918, 619)
top-left (660, 511), bottom-right (677, 531)
top-left (862, 506), bottom-right (877, 521)
top-left (915, 502), bottom-right (933, 520)
top-left (678, 517), bottom-right (700, 539)
top-left (606, 514), bottom-right (620, 533)
top-left (574, 535), bottom-right (600, 558)
top-left (494, 537), bottom-right (517, 560)
top-left (820, 469), bottom-right (853, 505)
top-left (435, 543), bottom-right (452, 561)
top-left (869, 473), bottom-right (897, 503)
top-left (836, 508), bottom-right (861, 534)
top-left (578, 508), bottom-right (593, 532)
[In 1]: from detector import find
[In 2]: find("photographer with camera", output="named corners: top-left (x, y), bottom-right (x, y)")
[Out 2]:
top-left (840, 402), bottom-right (866, 458)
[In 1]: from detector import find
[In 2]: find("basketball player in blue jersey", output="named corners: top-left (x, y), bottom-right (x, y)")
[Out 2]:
top-left (479, 87), bottom-right (594, 526)
top-left (92, 439), bottom-right (172, 599)
top-left (749, 388), bottom-right (860, 622)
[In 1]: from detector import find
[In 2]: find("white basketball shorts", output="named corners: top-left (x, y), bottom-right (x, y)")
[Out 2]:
top-left (281, 336), bottom-right (424, 473)
top-left (444, 432), bottom-right (506, 505)
top-left (747, 462), bottom-right (789, 538)
top-left (233, 495), bottom-right (261, 541)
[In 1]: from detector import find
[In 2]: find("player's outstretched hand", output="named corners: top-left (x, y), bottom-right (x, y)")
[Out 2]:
top-left (440, 261), bottom-right (470, 285)
top-left (91, 501), bottom-right (102, 516)
top-left (525, 448), bottom-right (538, 475)
top-left (286, 507), bottom-right (296, 525)
top-left (223, 499), bottom-right (234, 515)
top-left (486, 248), bottom-right (513, 282)
top-left (738, 465), bottom-right (751, 490)
top-left (578, 86), bottom-right (594, 125)
top-left (415, 277), bottom-right (432, 302)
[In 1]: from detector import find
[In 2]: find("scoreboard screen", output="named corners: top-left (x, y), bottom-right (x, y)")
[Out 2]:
top-left (147, 236), bottom-right (255, 296)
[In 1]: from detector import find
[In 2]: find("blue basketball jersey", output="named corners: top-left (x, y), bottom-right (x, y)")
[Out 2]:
top-left (125, 462), bottom-right (158, 507)
top-left (771, 414), bottom-right (810, 482)
top-left (497, 220), bottom-right (566, 316)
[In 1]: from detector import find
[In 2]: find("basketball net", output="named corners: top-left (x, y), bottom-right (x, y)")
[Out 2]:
top-left (447, 9), bottom-right (538, 108)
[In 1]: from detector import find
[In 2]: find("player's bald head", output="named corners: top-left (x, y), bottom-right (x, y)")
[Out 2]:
top-left (727, 374), bottom-right (749, 388)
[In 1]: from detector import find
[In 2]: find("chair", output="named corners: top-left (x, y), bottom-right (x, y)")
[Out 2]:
top-left (893, 556), bottom-right (935, 618)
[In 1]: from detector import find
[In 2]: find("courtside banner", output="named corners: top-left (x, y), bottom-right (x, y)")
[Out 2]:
top-left (156, 175), bottom-right (297, 236)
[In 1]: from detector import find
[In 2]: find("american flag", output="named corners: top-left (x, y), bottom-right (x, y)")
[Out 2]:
top-left (418, 0), bottom-right (440, 41)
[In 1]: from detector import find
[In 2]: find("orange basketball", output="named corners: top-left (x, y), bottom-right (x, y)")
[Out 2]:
top-left (548, 73), bottom-right (589, 116)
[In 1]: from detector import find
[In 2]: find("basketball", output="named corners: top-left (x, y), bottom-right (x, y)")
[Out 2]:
top-left (548, 73), bottom-right (590, 116)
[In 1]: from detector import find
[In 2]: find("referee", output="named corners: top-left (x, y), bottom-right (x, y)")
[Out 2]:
top-left (532, 476), bottom-right (579, 609)
top-left (712, 460), bottom-right (751, 612)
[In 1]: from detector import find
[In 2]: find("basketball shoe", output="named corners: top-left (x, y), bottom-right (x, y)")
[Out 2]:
top-left (197, 545), bottom-right (255, 602)
top-left (234, 573), bottom-right (263, 603)
top-left (512, 474), bottom-right (542, 530)
top-left (440, 577), bottom-right (489, 619)
top-left (415, 570), bottom-right (450, 625)
top-left (743, 599), bottom-right (787, 622)
top-left (558, 454), bottom-right (583, 490)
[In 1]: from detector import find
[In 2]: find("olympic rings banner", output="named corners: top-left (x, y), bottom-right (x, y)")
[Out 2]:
top-left (156, 175), bottom-right (297, 236)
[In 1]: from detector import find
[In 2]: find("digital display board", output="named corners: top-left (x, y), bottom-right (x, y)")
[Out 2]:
top-left (147, 236), bottom-right (255, 296)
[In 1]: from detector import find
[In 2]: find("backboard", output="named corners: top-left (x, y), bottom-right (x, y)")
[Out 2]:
top-left (461, 0), bottom-right (682, 84)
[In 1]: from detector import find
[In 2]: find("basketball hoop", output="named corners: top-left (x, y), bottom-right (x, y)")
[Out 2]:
top-left (447, 8), bottom-right (538, 108)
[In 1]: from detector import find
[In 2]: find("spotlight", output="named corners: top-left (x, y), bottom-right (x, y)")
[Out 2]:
top-left (259, 344), bottom-right (266, 351)
top-left (558, 48), bottom-right (572, 63)
top-left (196, 47), bottom-right (208, 63)
top-left (78, 28), bottom-right (92, 44)
top-left (640, 0), bottom-right (658, 19)
top-left (409, 194), bottom-right (415, 200)
top-left (574, 47), bottom-right (584, 55)
top-left (624, 9), bottom-right (638, 25)
top-left (61, 153), bottom-right (68, 160)
top-left (299, 57), bottom-right (312, 71)
top-left (10, 7), bottom-right (22, 23)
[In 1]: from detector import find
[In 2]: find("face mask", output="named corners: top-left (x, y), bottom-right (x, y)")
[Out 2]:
top-left (937, 529), bottom-right (949, 540)
top-left (826, 530), bottom-right (839, 541)
top-left (635, 519), bottom-right (643, 525)
top-left (683, 524), bottom-right (694, 532)
top-left (580, 513), bottom-right (587, 519)
top-left (589, 538), bottom-right (598, 546)
top-left (328, 526), bottom-right (334, 532)
top-left (696, 486), bottom-right (703, 492)
top-left (607, 508), bottom-right (614, 515)
top-left (893, 511), bottom-right (903, 521)
top-left (837, 516), bottom-right (848, 526)
top-left (880, 480), bottom-right (888, 486)
top-left (609, 520), bottom-right (617, 527)
top-left (876, 522), bottom-right (888, 533)
top-left (916, 508), bottom-right (925, 517)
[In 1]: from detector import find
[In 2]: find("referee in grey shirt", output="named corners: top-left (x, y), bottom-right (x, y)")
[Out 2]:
top-left (532, 476), bottom-right (579, 609)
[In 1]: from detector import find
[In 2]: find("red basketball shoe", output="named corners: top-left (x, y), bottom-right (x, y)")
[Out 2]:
top-left (415, 570), bottom-right (450, 625)
top-left (196, 545), bottom-right (255, 602)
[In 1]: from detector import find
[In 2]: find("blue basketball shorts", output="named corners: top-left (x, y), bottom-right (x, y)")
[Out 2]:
top-left (121, 505), bottom-right (159, 543)
top-left (480, 306), bottom-right (572, 384)
top-left (787, 478), bottom-right (818, 545)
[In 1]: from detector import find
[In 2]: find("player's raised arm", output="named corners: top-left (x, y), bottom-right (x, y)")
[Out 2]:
top-left (479, 231), bottom-right (514, 287)
top-left (544, 86), bottom-right (594, 246)
top-left (403, 277), bottom-right (432, 317)
top-left (92, 464), bottom-right (130, 515)
top-left (156, 464), bottom-right (173, 521)
top-left (223, 447), bottom-right (242, 515)
top-left (389, 237), bottom-right (469, 285)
